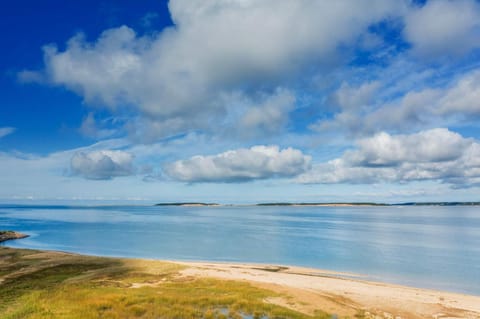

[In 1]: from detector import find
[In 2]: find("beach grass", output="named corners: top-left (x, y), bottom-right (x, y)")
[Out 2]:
top-left (0, 247), bottom-right (342, 319)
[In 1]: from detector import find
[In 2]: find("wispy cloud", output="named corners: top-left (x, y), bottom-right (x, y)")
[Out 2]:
top-left (0, 127), bottom-right (16, 139)
top-left (312, 69), bottom-right (480, 136)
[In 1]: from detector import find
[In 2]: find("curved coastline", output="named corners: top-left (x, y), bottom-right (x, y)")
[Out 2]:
top-left (1, 237), bottom-right (480, 318)
top-left (178, 260), bottom-right (480, 319)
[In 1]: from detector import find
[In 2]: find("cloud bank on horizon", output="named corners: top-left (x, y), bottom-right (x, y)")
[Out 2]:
top-left (2, 0), bottom-right (480, 202)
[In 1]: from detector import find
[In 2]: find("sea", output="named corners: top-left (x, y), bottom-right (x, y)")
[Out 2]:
top-left (1, 204), bottom-right (479, 295)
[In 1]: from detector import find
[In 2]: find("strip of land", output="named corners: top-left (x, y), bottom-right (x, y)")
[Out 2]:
top-left (153, 202), bottom-right (480, 207)
top-left (0, 231), bottom-right (29, 243)
top-left (1, 245), bottom-right (479, 319)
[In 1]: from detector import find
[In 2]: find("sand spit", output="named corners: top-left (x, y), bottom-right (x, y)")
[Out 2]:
top-left (0, 231), bottom-right (29, 243)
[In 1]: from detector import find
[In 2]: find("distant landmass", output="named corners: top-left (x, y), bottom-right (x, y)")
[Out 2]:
top-left (395, 202), bottom-right (480, 206)
top-left (155, 202), bottom-right (480, 207)
top-left (155, 202), bottom-right (219, 206)
top-left (258, 202), bottom-right (480, 206)
top-left (256, 202), bottom-right (387, 206)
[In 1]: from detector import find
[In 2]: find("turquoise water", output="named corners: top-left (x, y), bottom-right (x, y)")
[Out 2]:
top-left (1, 204), bottom-right (479, 295)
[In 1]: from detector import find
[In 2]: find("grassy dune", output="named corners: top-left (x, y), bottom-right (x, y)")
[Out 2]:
top-left (0, 247), bottom-right (342, 319)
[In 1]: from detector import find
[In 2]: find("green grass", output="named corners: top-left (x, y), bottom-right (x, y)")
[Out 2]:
top-left (0, 247), bottom-right (344, 319)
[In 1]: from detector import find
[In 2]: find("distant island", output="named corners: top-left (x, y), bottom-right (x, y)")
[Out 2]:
top-left (155, 202), bottom-right (220, 207)
top-left (258, 202), bottom-right (480, 206)
top-left (256, 202), bottom-right (387, 206)
top-left (0, 230), bottom-right (29, 243)
top-left (155, 202), bottom-right (480, 207)
top-left (395, 202), bottom-right (480, 206)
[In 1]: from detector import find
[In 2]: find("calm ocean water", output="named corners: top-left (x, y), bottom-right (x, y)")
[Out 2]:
top-left (1, 204), bottom-right (479, 295)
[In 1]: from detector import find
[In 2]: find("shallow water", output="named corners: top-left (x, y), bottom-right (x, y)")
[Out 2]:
top-left (1, 204), bottom-right (479, 295)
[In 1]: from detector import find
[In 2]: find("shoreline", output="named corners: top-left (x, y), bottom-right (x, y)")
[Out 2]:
top-left (5, 239), bottom-right (479, 296)
top-left (178, 261), bottom-right (480, 319)
top-left (7, 242), bottom-right (477, 297)
top-left (2, 245), bottom-right (479, 318)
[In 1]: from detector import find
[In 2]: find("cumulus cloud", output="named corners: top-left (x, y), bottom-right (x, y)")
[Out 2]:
top-left (0, 127), bottom-right (16, 139)
top-left (71, 150), bottom-right (134, 180)
top-left (298, 128), bottom-right (480, 186)
top-left (165, 145), bottom-right (311, 182)
top-left (345, 128), bottom-right (469, 166)
top-left (404, 0), bottom-right (480, 57)
top-left (26, 0), bottom-right (405, 141)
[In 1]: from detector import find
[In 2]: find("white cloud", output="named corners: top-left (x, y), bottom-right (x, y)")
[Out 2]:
top-left (1, 135), bottom-right (479, 202)
top-left (298, 128), bottom-right (480, 186)
top-left (239, 88), bottom-right (295, 137)
top-left (404, 0), bottom-right (480, 57)
top-left (26, 0), bottom-right (405, 141)
top-left (311, 80), bottom-right (381, 134)
top-left (369, 69), bottom-right (480, 129)
top-left (165, 145), bottom-right (311, 182)
top-left (0, 127), bottom-right (16, 139)
top-left (71, 150), bottom-right (134, 180)
top-left (330, 81), bottom-right (380, 110)
top-left (347, 128), bottom-right (469, 166)
top-left (313, 69), bottom-right (480, 136)
top-left (437, 70), bottom-right (480, 116)
top-left (43, 27), bottom-right (142, 108)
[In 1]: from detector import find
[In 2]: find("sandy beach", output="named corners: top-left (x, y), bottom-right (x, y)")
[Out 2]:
top-left (177, 261), bottom-right (480, 319)
top-left (1, 245), bottom-right (480, 318)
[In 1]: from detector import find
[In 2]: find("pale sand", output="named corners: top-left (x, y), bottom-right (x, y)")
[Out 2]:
top-left (177, 261), bottom-right (480, 319)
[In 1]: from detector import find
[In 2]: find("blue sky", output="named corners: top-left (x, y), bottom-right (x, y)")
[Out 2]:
top-left (1, 0), bottom-right (480, 203)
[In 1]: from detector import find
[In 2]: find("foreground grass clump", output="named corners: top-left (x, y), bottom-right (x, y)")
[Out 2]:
top-left (0, 247), bottom-right (334, 319)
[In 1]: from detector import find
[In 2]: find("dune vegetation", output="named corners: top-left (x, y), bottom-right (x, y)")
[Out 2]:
top-left (0, 247), bottom-right (347, 319)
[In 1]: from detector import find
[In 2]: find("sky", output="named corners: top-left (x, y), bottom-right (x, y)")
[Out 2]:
top-left (1, 0), bottom-right (480, 204)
